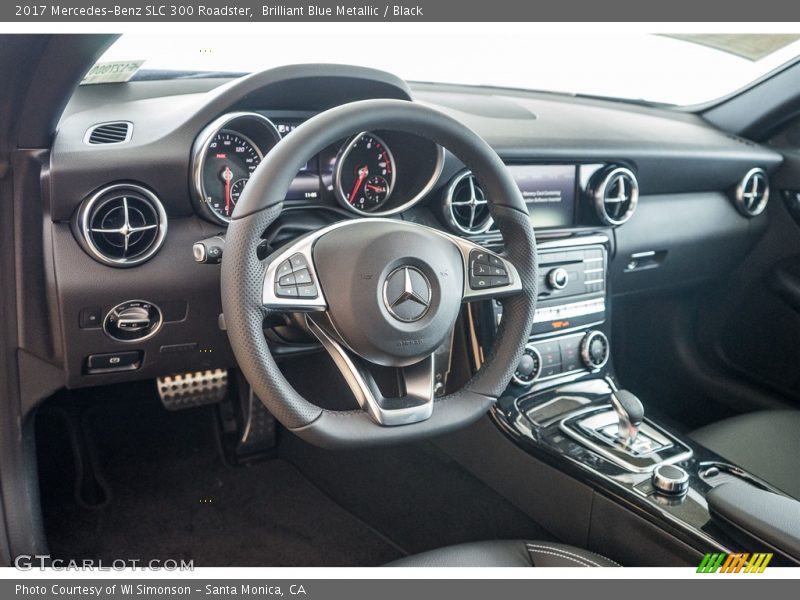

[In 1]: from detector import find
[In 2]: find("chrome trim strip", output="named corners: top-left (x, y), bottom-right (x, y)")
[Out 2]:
top-left (305, 314), bottom-right (435, 426)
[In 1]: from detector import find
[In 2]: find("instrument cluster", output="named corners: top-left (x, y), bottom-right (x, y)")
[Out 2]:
top-left (191, 111), bottom-right (444, 226)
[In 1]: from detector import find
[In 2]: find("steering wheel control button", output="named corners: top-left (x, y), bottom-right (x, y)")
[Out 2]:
top-left (298, 284), bottom-right (318, 298)
top-left (275, 285), bottom-right (299, 298)
top-left (104, 300), bottom-right (163, 342)
top-left (512, 344), bottom-right (542, 386)
top-left (277, 260), bottom-right (293, 277)
top-left (289, 254), bottom-right (308, 270)
top-left (469, 249), bottom-right (511, 290)
top-left (273, 253), bottom-right (318, 299)
top-left (652, 464), bottom-right (690, 496)
top-left (278, 272), bottom-right (297, 286)
top-left (85, 350), bottom-right (142, 374)
top-left (471, 250), bottom-right (489, 264)
top-left (294, 269), bottom-right (312, 285)
top-left (383, 266), bottom-right (432, 322)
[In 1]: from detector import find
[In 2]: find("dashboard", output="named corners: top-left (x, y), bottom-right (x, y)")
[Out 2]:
top-left (33, 64), bottom-right (782, 390)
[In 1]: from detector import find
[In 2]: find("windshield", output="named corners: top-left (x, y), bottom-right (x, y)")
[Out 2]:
top-left (94, 29), bottom-right (800, 106)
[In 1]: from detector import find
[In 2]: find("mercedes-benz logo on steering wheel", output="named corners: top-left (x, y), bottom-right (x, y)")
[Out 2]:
top-left (382, 266), bottom-right (432, 322)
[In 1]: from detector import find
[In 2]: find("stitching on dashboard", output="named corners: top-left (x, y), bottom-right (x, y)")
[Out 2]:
top-left (526, 544), bottom-right (604, 567)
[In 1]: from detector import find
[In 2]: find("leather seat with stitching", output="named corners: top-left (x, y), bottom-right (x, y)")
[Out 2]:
top-left (388, 540), bottom-right (620, 567)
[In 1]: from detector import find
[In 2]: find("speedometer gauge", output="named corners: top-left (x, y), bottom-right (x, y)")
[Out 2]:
top-left (191, 112), bottom-right (281, 226)
top-left (335, 132), bottom-right (396, 213)
top-left (202, 131), bottom-right (262, 221)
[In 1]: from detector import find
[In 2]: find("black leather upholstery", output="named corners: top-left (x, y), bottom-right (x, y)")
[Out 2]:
top-left (707, 481), bottom-right (800, 559)
top-left (690, 410), bottom-right (800, 499)
top-left (388, 540), bottom-right (620, 567)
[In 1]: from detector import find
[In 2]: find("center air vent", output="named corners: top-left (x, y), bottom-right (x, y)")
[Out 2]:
top-left (77, 184), bottom-right (167, 267)
top-left (84, 121), bottom-right (133, 145)
top-left (734, 168), bottom-right (769, 217)
top-left (443, 170), bottom-right (493, 235)
top-left (591, 166), bottom-right (639, 226)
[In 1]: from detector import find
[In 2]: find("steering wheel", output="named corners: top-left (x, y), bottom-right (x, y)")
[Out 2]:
top-left (221, 99), bottom-right (537, 448)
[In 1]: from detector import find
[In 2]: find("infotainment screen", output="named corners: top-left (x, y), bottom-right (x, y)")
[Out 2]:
top-left (507, 165), bottom-right (576, 228)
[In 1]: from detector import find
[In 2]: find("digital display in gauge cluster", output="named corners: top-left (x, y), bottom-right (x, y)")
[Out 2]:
top-left (270, 117), bottom-right (322, 202)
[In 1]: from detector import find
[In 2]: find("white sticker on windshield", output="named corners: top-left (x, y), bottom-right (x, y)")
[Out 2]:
top-left (81, 60), bottom-right (145, 85)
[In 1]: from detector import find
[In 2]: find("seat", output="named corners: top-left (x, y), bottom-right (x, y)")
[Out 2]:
top-left (690, 410), bottom-right (800, 499)
top-left (387, 540), bottom-right (619, 567)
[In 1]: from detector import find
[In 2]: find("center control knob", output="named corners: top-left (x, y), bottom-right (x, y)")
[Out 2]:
top-left (652, 464), bottom-right (689, 496)
top-left (547, 267), bottom-right (569, 290)
top-left (580, 330), bottom-right (609, 371)
top-left (512, 344), bottom-right (542, 386)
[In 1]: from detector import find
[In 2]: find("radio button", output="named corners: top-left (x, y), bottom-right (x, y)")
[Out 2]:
top-left (547, 267), bottom-right (570, 290)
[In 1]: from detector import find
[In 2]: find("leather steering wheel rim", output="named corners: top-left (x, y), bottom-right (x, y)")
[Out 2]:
top-left (221, 99), bottom-right (538, 448)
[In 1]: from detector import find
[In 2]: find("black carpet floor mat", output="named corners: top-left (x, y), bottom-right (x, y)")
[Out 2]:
top-left (36, 389), bottom-right (404, 567)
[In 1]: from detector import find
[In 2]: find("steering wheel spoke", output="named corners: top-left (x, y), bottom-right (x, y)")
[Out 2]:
top-left (448, 237), bottom-right (523, 302)
top-left (262, 232), bottom-right (328, 312)
top-left (306, 314), bottom-right (435, 426)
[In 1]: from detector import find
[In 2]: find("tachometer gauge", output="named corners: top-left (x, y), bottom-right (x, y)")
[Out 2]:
top-left (335, 132), bottom-right (396, 213)
top-left (201, 131), bottom-right (262, 221)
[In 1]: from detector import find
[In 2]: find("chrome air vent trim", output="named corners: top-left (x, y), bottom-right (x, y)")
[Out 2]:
top-left (443, 170), bottom-right (493, 235)
top-left (735, 168), bottom-right (769, 217)
top-left (78, 183), bottom-right (167, 267)
top-left (592, 166), bottom-right (639, 226)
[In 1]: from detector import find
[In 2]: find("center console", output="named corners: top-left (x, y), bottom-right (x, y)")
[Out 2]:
top-left (470, 230), bottom-right (799, 565)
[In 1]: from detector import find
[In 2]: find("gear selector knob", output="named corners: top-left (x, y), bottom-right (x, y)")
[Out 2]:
top-left (610, 389), bottom-right (644, 447)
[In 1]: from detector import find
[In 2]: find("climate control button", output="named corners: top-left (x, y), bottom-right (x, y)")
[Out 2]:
top-left (580, 330), bottom-right (609, 371)
top-left (512, 344), bottom-right (542, 386)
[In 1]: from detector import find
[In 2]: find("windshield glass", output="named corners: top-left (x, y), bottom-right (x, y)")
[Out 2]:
top-left (94, 29), bottom-right (800, 106)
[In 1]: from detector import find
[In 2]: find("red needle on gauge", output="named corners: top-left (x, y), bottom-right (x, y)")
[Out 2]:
top-left (349, 165), bottom-right (369, 204)
top-left (223, 167), bottom-right (232, 215)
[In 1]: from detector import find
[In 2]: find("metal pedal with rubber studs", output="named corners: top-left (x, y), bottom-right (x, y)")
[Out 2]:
top-left (157, 369), bottom-right (228, 410)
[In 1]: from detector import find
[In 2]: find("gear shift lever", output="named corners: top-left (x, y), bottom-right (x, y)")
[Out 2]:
top-left (610, 389), bottom-right (644, 447)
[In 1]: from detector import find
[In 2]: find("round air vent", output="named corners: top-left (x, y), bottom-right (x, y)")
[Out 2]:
top-left (77, 184), bottom-right (167, 267)
top-left (735, 168), bottom-right (769, 217)
top-left (443, 170), bottom-right (493, 235)
top-left (591, 166), bottom-right (639, 226)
